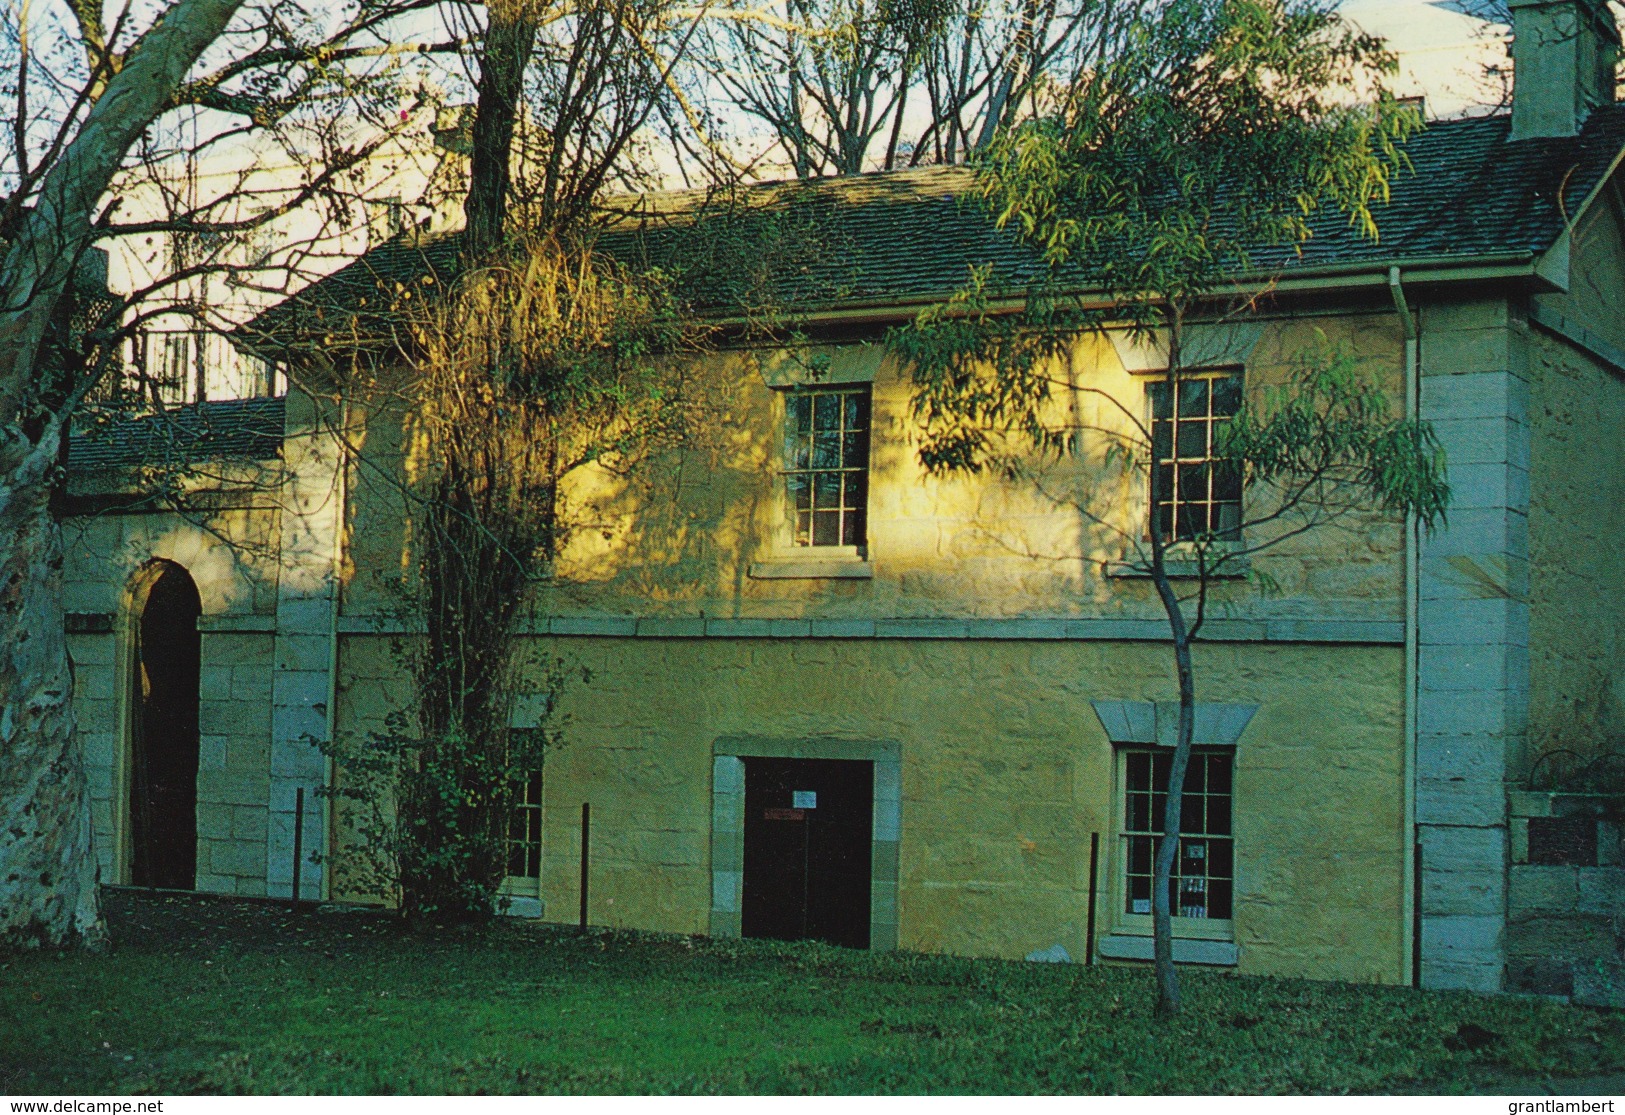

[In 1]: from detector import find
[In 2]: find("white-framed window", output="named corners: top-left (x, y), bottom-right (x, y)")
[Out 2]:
top-left (366, 196), bottom-right (407, 245)
top-left (1115, 747), bottom-right (1235, 940)
top-left (781, 385), bottom-right (871, 550)
top-left (131, 329), bottom-right (278, 404)
top-left (502, 769), bottom-right (544, 889)
top-left (1147, 372), bottom-right (1242, 543)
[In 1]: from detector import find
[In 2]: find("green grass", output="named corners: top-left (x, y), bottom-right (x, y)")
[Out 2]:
top-left (3, 903), bottom-right (1623, 1095)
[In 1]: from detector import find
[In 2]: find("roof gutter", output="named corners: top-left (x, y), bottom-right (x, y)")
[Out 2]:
top-left (231, 246), bottom-right (1551, 348)
top-left (698, 251), bottom-right (1547, 330)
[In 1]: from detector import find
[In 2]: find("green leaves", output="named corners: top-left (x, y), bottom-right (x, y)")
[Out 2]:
top-left (894, 0), bottom-right (1423, 482)
top-left (1219, 340), bottom-right (1450, 529)
top-left (889, 264), bottom-right (1087, 475)
top-left (974, 0), bottom-right (1416, 300)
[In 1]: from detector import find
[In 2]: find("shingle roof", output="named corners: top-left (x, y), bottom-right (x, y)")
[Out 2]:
top-left (67, 395), bottom-right (285, 473)
top-left (245, 104), bottom-right (1625, 343)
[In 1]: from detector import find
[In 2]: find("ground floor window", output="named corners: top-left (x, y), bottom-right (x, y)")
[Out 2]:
top-left (1118, 748), bottom-right (1234, 932)
top-left (504, 769), bottom-right (544, 885)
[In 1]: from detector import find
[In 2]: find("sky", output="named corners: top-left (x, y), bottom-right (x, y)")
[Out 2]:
top-left (1339, 0), bottom-right (1510, 118)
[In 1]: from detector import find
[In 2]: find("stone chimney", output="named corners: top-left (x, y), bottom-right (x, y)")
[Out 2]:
top-left (1510, 0), bottom-right (1620, 140)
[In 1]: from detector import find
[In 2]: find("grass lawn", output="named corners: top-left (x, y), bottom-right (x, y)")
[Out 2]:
top-left (2, 890), bottom-right (1623, 1095)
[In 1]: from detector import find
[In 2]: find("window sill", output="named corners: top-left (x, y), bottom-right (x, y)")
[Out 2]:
top-left (750, 550), bottom-right (873, 580)
top-left (1097, 934), bottom-right (1238, 966)
top-left (498, 894), bottom-right (544, 919)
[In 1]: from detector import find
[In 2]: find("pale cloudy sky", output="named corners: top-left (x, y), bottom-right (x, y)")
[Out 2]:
top-left (1339, 0), bottom-right (1511, 117)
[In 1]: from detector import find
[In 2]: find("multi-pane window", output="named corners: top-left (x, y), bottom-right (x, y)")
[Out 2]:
top-left (1148, 373), bottom-right (1242, 543)
top-left (366, 196), bottom-right (407, 244)
top-left (1121, 748), bottom-right (1234, 922)
top-left (505, 770), bottom-right (544, 881)
top-left (783, 387), bottom-right (870, 548)
top-left (131, 329), bottom-right (278, 404)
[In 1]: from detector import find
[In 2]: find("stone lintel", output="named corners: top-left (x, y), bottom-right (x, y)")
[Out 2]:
top-left (1090, 700), bottom-right (1258, 747)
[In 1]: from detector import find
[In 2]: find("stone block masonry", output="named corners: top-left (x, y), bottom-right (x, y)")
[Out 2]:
top-left (1414, 299), bottom-right (1531, 993)
top-left (415, 635), bottom-right (1414, 980)
top-left (1505, 792), bottom-right (1625, 1006)
top-left (63, 503), bottom-right (284, 896)
top-left (266, 391), bottom-right (343, 900)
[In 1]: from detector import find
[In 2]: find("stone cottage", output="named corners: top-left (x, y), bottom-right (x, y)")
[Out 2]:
top-left (63, 0), bottom-right (1625, 998)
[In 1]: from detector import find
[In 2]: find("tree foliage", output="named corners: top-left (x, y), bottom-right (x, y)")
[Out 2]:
top-left (337, 221), bottom-right (708, 919)
top-left (892, 0), bottom-right (1449, 1016)
top-left (897, 0), bottom-right (1420, 470)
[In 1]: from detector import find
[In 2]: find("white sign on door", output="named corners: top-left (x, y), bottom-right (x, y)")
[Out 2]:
top-left (792, 790), bottom-right (817, 809)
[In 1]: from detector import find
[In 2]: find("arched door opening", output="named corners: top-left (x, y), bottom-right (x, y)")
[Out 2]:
top-left (129, 562), bottom-right (202, 889)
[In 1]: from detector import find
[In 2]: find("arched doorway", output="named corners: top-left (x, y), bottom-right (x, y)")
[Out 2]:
top-left (128, 561), bottom-right (202, 889)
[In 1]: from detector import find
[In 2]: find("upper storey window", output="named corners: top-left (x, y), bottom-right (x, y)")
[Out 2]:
top-left (783, 386), bottom-right (870, 549)
top-left (1148, 373), bottom-right (1242, 543)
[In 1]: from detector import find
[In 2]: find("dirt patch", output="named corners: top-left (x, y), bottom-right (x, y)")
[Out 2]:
top-left (98, 886), bottom-right (587, 961)
top-left (101, 887), bottom-right (404, 957)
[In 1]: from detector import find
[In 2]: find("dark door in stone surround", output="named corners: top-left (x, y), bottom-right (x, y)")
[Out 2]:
top-left (742, 757), bottom-right (872, 948)
top-left (130, 562), bottom-right (201, 890)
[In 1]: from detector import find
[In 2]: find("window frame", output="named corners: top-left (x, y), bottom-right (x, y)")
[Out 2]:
top-left (366, 195), bottom-right (407, 244)
top-left (1143, 368), bottom-right (1244, 548)
top-left (1111, 745), bottom-right (1236, 943)
top-left (498, 767), bottom-right (545, 902)
top-left (773, 382), bottom-right (873, 558)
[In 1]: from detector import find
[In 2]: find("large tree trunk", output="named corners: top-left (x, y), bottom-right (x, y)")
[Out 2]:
top-left (464, 0), bottom-right (538, 255)
top-left (0, 0), bottom-right (245, 950)
top-left (0, 429), bottom-right (103, 949)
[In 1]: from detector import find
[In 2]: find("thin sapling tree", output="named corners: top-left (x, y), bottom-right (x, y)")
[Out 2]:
top-left (892, 0), bottom-right (1449, 1016)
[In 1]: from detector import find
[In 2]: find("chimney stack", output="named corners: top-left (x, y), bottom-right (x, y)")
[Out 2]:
top-left (1509, 0), bottom-right (1620, 140)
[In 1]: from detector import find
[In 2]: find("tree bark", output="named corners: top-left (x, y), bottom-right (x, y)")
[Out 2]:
top-left (0, 0), bottom-right (244, 950)
top-left (464, 1), bottom-right (538, 255)
top-left (0, 426), bottom-right (103, 949)
top-left (1147, 310), bottom-right (1193, 1019)
top-left (1147, 587), bottom-right (1196, 1019)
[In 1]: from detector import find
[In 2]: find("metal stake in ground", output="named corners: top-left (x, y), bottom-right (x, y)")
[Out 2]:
top-left (579, 802), bottom-right (590, 933)
top-left (1086, 831), bottom-right (1100, 966)
top-left (291, 787), bottom-right (305, 910)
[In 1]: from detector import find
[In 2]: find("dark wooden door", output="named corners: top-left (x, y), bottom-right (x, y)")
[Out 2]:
top-left (130, 564), bottom-right (201, 890)
top-left (742, 757), bottom-right (873, 949)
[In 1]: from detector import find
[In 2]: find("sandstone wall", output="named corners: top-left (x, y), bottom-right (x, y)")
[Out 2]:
top-left (339, 312), bottom-right (1408, 634)
top-left (63, 499), bottom-right (282, 896)
top-left (335, 633), bottom-right (1409, 982)
top-left (1527, 220), bottom-right (1625, 775)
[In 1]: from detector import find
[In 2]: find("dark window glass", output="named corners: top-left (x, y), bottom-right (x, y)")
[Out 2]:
top-left (1177, 420), bottom-right (1208, 459)
top-left (783, 386), bottom-right (870, 548)
top-left (1178, 377), bottom-right (1209, 417)
top-left (506, 770), bottom-right (545, 880)
top-left (1149, 372), bottom-right (1242, 543)
top-left (1121, 749), bottom-right (1235, 920)
top-left (1528, 817), bottom-right (1598, 867)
